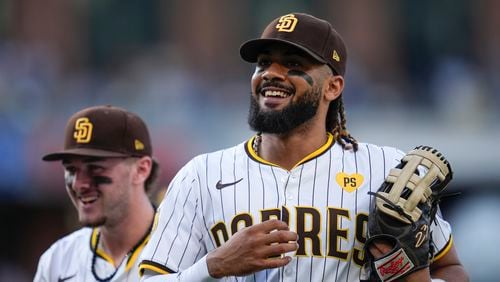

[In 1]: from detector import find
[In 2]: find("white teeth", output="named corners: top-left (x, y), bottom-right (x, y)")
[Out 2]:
top-left (264, 90), bottom-right (288, 98)
top-left (80, 195), bottom-right (98, 204)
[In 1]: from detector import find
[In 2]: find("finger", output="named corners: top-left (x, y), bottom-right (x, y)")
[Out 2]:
top-left (253, 219), bottom-right (289, 233)
top-left (368, 245), bottom-right (385, 258)
top-left (369, 240), bottom-right (393, 258)
top-left (372, 239), bottom-right (393, 253)
top-left (262, 230), bottom-right (298, 245)
top-left (263, 242), bottom-right (299, 258)
top-left (260, 255), bottom-right (293, 269)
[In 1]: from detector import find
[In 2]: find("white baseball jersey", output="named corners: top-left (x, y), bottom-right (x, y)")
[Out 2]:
top-left (139, 133), bottom-right (453, 281)
top-left (35, 227), bottom-right (151, 282)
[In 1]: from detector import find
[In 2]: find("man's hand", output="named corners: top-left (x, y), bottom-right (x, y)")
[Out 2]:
top-left (206, 219), bottom-right (298, 278)
top-left (368, 239), bottom-right (393, 259)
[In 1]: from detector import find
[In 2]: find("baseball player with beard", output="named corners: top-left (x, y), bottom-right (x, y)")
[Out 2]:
top-left (35, 105), bottom-right (159, 282)
top-left (139, 13), bottom-right (468, 281)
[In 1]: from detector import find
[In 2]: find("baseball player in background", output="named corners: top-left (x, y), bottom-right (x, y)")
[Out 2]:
top-left (139, 13), bottom-right (468, 281)
top-left (35, 105), bottom-right (159, 281)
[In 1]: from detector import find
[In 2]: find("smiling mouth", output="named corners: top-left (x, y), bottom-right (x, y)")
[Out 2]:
top-left (79, 195), bottom-right (98, 205)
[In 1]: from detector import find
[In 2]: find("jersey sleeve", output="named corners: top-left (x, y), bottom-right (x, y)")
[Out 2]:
top-left (33, 247), bottom-right (52, 282)
top-left (141, 256), bottom-right (217, 282)
top-left (139, 157), bottom-right (214, 280)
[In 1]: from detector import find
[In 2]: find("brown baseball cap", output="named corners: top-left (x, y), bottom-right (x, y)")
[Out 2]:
top-left (43, 105), bottom-right (152, 161)
top-left (240, 13), bottom-right (347, 76)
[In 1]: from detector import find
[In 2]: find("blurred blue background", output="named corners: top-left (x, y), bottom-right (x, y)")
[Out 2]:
top-left (1, 0), bottom-right (499, 281)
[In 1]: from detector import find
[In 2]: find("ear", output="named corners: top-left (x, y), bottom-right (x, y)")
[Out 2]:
top-left (323, 75), bottom-right (344, 102)
top-left (132, 156), bottom-right (152, 186)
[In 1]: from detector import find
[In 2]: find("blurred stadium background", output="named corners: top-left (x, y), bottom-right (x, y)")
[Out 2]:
top-left (1, 0), bottom-right (499, 281)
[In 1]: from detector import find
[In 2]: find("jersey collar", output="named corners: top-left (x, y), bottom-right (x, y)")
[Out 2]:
top-left (245, 132), bottom-right (335, 170)
top-left (89, 212), bottom-right (158, 271)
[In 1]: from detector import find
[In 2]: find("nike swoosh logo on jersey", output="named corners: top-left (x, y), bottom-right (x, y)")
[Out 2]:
top-left (58, 274), bottom-right (76, 282)
top-left (216, 178), bottom-right (243, 189)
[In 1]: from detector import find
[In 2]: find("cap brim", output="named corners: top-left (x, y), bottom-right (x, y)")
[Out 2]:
top-left (240, 38), bottom-right (326, 64)
top-left (42, 148), bottom-right (130, 161)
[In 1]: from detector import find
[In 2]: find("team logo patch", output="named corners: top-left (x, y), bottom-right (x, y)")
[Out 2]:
top-left (73, 117), bottom-right (93, 143)
top-left (276, 14), bottom-right (298, 32)
top-left (336, 172), bottom-right (364, 192)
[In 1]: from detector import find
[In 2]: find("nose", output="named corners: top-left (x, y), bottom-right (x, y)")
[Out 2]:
top-left (261, 62), bottom-right (287, 81)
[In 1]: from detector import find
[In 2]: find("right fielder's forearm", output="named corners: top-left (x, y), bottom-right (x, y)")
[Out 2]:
top-left (141, 255), bottom-right (219, 282)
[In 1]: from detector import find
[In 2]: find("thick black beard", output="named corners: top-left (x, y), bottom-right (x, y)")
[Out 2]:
top-left (248, 89), bottom-right (320, 134)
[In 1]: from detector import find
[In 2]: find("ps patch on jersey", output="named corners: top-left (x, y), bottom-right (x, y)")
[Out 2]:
top-left (336, 172), bottom-right (364, 192)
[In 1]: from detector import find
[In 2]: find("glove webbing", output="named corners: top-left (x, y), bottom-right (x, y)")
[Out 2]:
top-left (368, 191), bottom-right (416, 230)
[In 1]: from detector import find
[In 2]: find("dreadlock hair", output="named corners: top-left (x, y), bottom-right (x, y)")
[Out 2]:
top-left (326, 95), bottom-right (359, 152)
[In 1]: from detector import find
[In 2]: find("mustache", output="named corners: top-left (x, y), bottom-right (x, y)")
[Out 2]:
top-left (256, 81), bottom-right (295, 94)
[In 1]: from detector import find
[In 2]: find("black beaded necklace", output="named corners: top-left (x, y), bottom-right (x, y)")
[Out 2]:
top-left (91, 215), bottom-right (155, 282)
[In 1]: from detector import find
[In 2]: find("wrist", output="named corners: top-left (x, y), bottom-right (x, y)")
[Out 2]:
top-left (402, 267), bottom-right (431, 282)
top-left (206, 250), bottom-right (224, 278)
